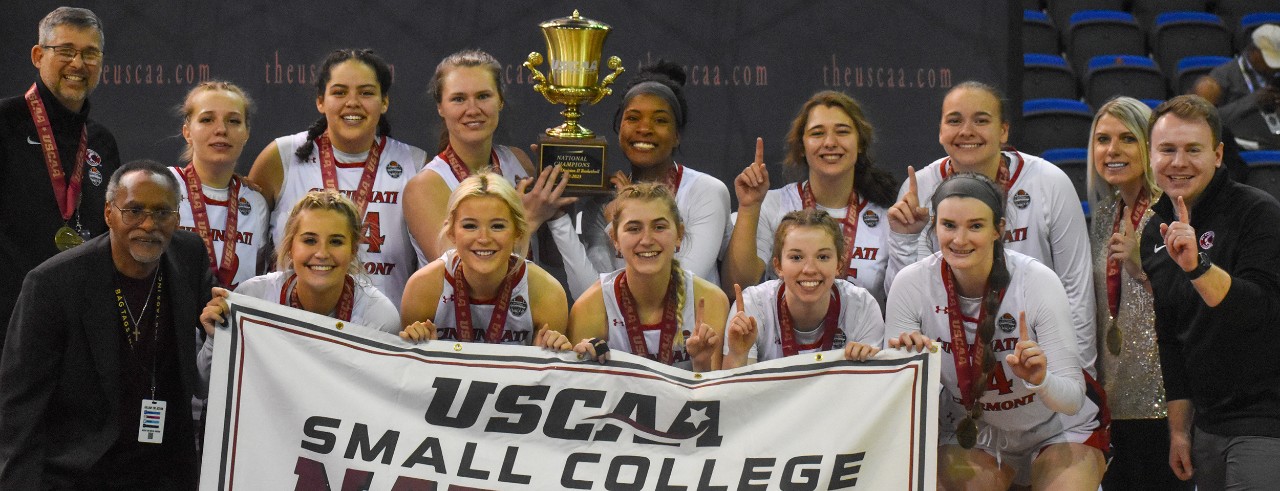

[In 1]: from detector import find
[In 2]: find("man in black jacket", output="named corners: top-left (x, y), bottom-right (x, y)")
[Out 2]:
top-left (0, 161), bottom-right (211, 489)
top-left (0, 6), bottom-right (120, 351)
top-left (1141, 94), bottom-right (1280, 490)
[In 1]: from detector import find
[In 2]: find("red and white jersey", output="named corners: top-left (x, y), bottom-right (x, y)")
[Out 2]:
top-left (417, 145), bottom-right (531, 266)
top-left (885, 250), bottom-right (1092, 436)
top-left (601, 267), bottom-right (699, 370)
top-left (431, 250), bottom-right (535, 346)
top-left (756, 182), bottom-right (892, 305)
top-left (730, 278), bottom-right (884, 362)
top-left (169, 168), bottom-right (269, 289)
top-left (270, 131), bottom-right (426, 309)
top-left (886, 150), bottom-right (1097, 374)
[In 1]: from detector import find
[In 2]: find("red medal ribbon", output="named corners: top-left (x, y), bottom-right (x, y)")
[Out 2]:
top-left (282, 273), bottom-right (355, 322)
top-left (941, 151), bottom-right (1021, 194)
top-left (665, 163), bottom-right (684, 193)
top-left (316, 134), bottom-right (385, 215)
top-left (450, 254), bottom-right (524, 343)
top-left (939, 260), bottom-right (1007, 408)
top-left (615, 270), bottom-right (681, 364)
top-left (1106, 190), bottom-right (1150, 317)
top-left (180, 164), bottom-right (241, 287)
top-left (798, 181), bottom-right (866, 277)
top-left (776, 283), bottom-right (843, 357)
top-left (438, 144), bottom-right (501, 182)
top-left (25, 83), bottom-right (88, 223)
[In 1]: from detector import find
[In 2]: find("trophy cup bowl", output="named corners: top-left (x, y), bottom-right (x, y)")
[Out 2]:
top-left (524, 10), bottom-right (624, 195)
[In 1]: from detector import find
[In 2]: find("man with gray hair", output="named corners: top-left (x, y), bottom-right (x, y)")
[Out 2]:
top-left (0, 160), bottom-right (211, 488)
top-left (0, 7), bottom-right (121, 351)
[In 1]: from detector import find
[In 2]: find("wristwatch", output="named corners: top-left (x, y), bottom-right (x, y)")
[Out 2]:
top-left (1186, 251), bottom-right (1212, 280)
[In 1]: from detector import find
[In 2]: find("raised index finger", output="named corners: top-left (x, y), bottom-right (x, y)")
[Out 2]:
top-left (1121, 205), bottom-right (1134, 235)
top-left (1018, 311), bottom-right (1028, 342)
top-left (906, 166), bottom-right (919, 202)
top-left (1175, 195), bottom-right (1190, 224)
top-left (754, 137), bottom-right (764, 165)
top-left (695, 298), bottom-right (706, 328)
top-left (734, 284), bottom-right (745, 313)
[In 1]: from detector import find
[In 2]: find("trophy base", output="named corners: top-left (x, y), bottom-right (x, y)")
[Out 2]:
top-left (538, 135), bottom-right (613, 196)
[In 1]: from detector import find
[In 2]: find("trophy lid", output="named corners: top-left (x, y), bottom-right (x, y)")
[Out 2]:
top-left (539, 9), bottom-right (611, 31)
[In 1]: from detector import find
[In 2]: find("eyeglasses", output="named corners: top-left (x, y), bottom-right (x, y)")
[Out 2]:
top-left (41, 45), bottom-right (103, 65)
top-left (112, 203), bottom-right (178, 226)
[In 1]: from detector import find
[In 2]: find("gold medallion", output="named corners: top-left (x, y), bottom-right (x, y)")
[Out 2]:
top-left (1106, 320), bottom-right (1122, 356)
top-left (54, 225), bottom-right (84, 251)
top-left (956, 416), bottom-right (979, 449)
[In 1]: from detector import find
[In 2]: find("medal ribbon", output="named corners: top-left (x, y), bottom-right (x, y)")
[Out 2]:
top-left (1106, 190), bottom-right (1150, 317)
top-left (282, 273), bottom-right (355, 321)
top-left (451, 254), bottom-right (524, 343)
top-left (798, 181), bottom-right (866, 277)
top-left (316, 134), bottom-right (385, 215)
top-left (665, 163), bottom-right (684, 193)
top-left (942, 151), bottom-right (1019, 194)
top-left (940, 260), bottom-right (1007, 408)
top-left (439, 144), bottom-right (501, 182)
top-left (615, 270), bottom-right (680, 364)
top-left (25, 83), bottom-right (88, 223)
top-left (776, 283), bottom-right (843, 357)
top-left (180, 164), bottom-right (241, 287)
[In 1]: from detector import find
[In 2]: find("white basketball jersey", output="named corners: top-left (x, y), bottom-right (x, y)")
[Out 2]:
top-left (431, 250), bottom-right (535, 345)
top-left (417, 145), bottom-right (531, 265)
top-left (738, 279), bottom-right (884, 362)
top-left (170, 167), bottom-right (270, 289)
top-left (601, 267), bottom-right (699, 370)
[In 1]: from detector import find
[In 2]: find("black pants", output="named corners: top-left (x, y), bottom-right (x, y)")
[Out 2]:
top-left (1102, 418), bottom-right (1193, 491)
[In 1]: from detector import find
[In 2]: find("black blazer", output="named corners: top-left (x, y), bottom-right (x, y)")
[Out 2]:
top-left (0, 230), bottom-right (211, 488)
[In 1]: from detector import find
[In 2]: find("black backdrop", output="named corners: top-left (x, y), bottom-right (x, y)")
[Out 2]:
top-left (3, 1), bottom-right (1018, 194)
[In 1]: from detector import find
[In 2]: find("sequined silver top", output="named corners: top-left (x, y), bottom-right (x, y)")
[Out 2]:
top-left (1090, 192), bottom-right (1169, 420)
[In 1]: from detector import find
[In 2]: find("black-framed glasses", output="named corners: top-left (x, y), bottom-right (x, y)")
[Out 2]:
top-left (41, 45), bottom-right (103, 65)
top-left (112, 203), bottom-right (178, 226)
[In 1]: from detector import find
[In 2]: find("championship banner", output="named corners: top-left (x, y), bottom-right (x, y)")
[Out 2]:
top-left (201, 294), bottom-right (940, 490)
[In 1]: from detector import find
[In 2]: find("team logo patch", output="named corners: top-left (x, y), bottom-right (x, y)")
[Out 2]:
top-left (1199, 231), bottom-right (1214, 250)
top-left (1012, 189), bottom-right (1031, 209)
top-left (386, 161), bottom-right (403, 178)
top-left (862, 210), bottom-right (879, 228)
top-left (509, 295), bottom-right (528, 316)
top-left (832, 330), bottom-right (847, 348)
top-left (88, 167), bottom-right (103, 186)
top-left (86, 149), bottom-right (102, 167)
top-left (997, 313), bottom-right (1017, 333)
top-left (238, 197), bottom-right (252, 216)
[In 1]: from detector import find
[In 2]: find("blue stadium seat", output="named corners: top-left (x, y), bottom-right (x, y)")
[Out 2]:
top-left (1041, 147), bottom-right (1090, 203)
top-left (1151, 12), bottom-right (1232, 77)
top-left (1017, 99), bottom-right (1094, 155)
top-left (1049, 0), bottom-right (1125, 35)
top-left (1175, 55), bottom-right (1230, 94)
top-left (1236, 13), bottom-right (1280, 51)
top-left (1131, 0), bottom-right (1210, 30)
top-left (1242, 151), bottom-right (1280, 202)
top-left (1025, 10), bottom-right (1060, 55)
top-left (1067, 11), bottom-right (1145, 76)
top-left (1024, 54), bottom-right (1078, 99)
top-left (1216, 0), bottom-right (1278, 34)
top-left (1084, 55), bottom-right (1167, 110)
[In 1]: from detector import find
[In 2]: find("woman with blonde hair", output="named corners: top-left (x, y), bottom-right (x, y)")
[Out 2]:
top-left (569, 182), bottom-right (729, 372)
top-left (399, 174), bottom-right (569, 349)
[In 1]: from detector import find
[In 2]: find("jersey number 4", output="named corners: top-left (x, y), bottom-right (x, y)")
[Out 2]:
top-left (362, 211), bottom-right (386, 253)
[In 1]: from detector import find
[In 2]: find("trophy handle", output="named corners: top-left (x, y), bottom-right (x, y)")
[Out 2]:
top-left (591, 56), bottom-right (625, 105)
top-left (523, 52), bottom-right (552, 101)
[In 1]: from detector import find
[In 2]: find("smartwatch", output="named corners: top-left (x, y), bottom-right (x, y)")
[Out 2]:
top-left (1186, 251), bottom-right (1212, 280)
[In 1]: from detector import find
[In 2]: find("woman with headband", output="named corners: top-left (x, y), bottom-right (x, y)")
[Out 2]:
top-left (886, 173), bottom-right (1106, 490)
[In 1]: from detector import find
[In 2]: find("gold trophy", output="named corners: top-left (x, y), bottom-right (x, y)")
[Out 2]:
top-left (524, 10), bottom-right (624, 195)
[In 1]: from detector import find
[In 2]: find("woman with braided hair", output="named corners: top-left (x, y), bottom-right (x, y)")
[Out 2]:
top-left (568, 182), bottom-right (729, 372)
top-left (885, 173), bottom-right (1106, 490)
top-left (248, 49), bottom-right (426, 309)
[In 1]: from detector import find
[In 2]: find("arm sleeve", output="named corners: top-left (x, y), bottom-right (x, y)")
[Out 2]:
top-left (883, 178), bottom-right (923, 294)
top-left (361, 288), bottom-right (404, 335)
top-left (753, 192), bottom-right (783, 281)
top-left (1043, 172), bottom-right (1098, 375)
top-left (0, 274), bottom-right (63, 488)
top-left (883, 263), bottom-right (929, 347)
top-left (846, 286), bottom-right (886, 345)
top-left (1210, 64), bottom-right (1264, 125)
top-left (676, 178), bottom-right (730, 283)
top-left (1022, 264), bottom-right (1086, 415)
top-left (548, 212), bottom-right (602, 299)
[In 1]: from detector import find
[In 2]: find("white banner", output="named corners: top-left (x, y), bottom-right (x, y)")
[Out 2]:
top-left (201, 293), bottom-right (940, 490)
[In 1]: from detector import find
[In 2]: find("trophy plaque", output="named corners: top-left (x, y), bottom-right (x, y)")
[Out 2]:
top-left (524, 10), bottom-right (624, 195)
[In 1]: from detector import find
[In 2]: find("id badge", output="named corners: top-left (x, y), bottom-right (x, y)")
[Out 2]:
top-left (138, 399), bottom-right (166, 444)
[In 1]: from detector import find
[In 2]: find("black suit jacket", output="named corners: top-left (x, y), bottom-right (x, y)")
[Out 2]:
top-left (0, 230), bottom-right (212, 488)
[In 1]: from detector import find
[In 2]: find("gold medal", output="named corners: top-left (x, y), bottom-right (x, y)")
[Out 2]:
top-left (54, 225), bottom-right (84, 251)
top-left (1106, 319), bottom-right (1122, 356)
top-left (956, 416), bottom-right (979, 449)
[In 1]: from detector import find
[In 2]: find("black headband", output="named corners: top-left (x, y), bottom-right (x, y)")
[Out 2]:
top-left (931, 173), bottom-right (1004, 221)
